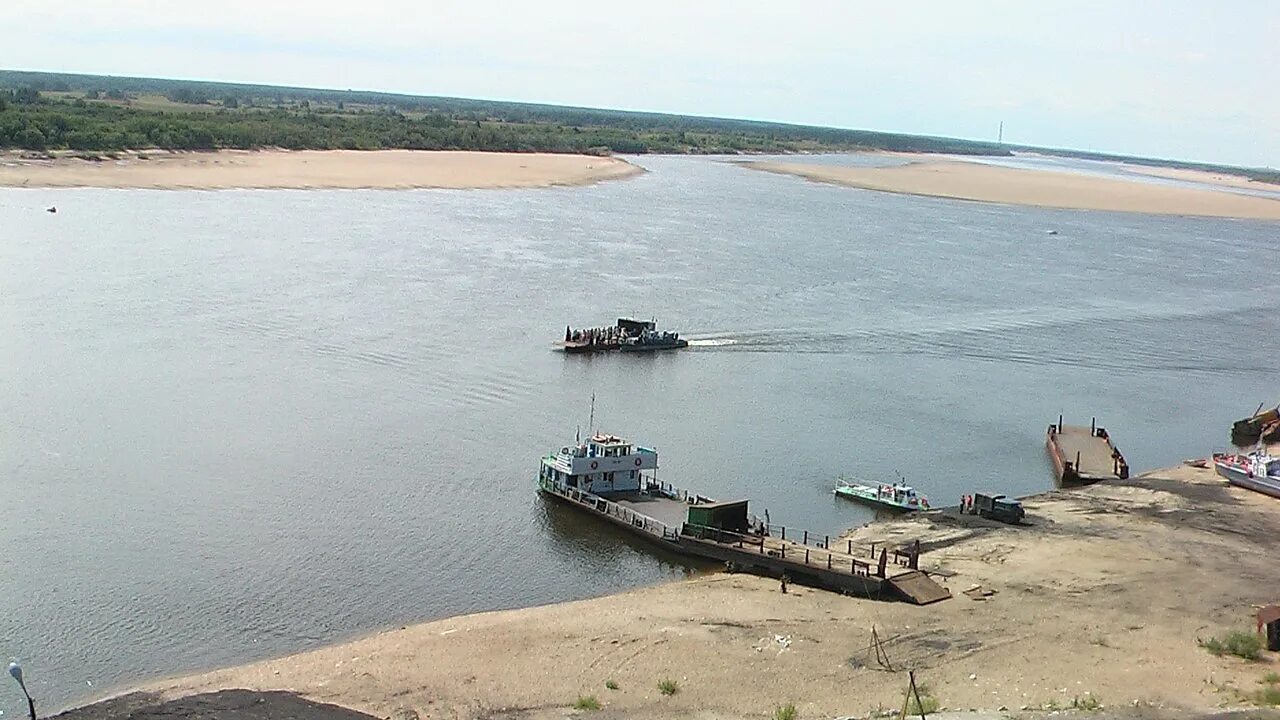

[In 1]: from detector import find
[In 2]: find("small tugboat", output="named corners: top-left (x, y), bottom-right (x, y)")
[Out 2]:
top-left (834, 477), bottom-right (930, 511)
top-left (619, 328), bottom-right (688, 352)
top-left (1213, 448), bottom-right (1280, 500)
top-left (560, 318), bottom-right (687, 353)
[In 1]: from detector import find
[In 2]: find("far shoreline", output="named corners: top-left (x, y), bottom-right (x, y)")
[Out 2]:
top-left (741, 157), bottom-right (1280, 220)
top-left (0, 148), bottom-right (644, 190)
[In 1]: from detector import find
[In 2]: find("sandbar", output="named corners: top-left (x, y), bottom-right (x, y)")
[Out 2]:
top-left (1123, 164), bottom-right (1280, 192)
top-left (0, 150), bottom-right (643, 190)
top-left (745, 158), bottom-right (1280, 220)
top-left (68, 461), bottom-right (1280, 720)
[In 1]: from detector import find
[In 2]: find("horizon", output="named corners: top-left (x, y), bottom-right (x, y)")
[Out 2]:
top-left (6, 1), bottom-right (1280, 168)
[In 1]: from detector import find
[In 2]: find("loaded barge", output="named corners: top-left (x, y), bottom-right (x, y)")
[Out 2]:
top-left (537, 433), bottom-right (950, 604)
top-left (1046, 416), bottom-right (1129, 486)
top-left (560, 318), bottom-right (689, 353)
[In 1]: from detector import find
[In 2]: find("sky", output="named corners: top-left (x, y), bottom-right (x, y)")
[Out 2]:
top-left (6, 0), bottom-right (1279, 168)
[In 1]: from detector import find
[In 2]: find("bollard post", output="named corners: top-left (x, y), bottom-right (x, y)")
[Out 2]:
top-left (803, 530), bottom-right (808, 544)
top-left (805, 548), bottom-right (810, 564)
top-left (847, 539), bottom-right (853, 554)
top-left (827, 553), bottom-right (832, 569)
top-left (825, 535), bottom-right (829, 549)
top-left (781, 526), bottom-right (786, 541)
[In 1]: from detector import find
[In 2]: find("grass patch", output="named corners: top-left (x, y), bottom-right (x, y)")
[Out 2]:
top-left (1201, 631), bottom-right (1264, 661)
top-left (605, 680), bottom-right (619, 691)
top-left (1070, 695), bottom-right (1102, 712)
top-left (773, 703), bottom-right (798, 720)
top-left (1257, 685), bottom-right (1280, 706)
top-left (1263, 672), bottom-right (1280, 685)
top-left (907, 684), bottom-right (939, 715)
top-left (658, 678), bottom-right (680, 696)
top-left (573, 695), bottom-right (600, 711)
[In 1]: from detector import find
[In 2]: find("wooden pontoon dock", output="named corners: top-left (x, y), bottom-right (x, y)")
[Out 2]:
top-left (540, 479), bottom-right (950, 605)
top-left (1046, 416), bottom-right (1130, 486)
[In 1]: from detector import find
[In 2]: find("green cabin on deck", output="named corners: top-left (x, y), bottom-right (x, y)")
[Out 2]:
top-left (685, 500), bottom-right (750, 534)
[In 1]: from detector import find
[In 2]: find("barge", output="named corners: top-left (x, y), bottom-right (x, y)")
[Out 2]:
top-left (560, 318), bottom-right (688, 353)
top-left (1046, 416), bottom-right (1129, 486)
top-left (537, 432), bottom-right (950, 604)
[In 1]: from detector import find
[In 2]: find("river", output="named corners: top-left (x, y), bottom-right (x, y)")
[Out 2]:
top-left (1, 154), bottom-right (1276, 711)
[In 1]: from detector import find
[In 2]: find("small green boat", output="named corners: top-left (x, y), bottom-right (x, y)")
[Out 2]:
top-left (834, 478), bottom-right (930, 511)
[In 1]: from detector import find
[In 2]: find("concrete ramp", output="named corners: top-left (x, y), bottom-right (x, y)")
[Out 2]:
top-left (888, 570), bottom-right (951, 605)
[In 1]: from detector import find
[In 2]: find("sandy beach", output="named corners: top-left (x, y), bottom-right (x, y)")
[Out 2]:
top-left (1123, 165), bottom-right (1280, 192)
top-left (743, 159), bottom-right (1280, 220)
top-left (0, 150), bottom-right (643, 190)
top-left (65, 460), bottom-right (1278, 720)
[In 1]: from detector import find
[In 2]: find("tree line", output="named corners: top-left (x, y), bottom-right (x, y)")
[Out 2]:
top-left (0, 89), bottom-right (908, 155)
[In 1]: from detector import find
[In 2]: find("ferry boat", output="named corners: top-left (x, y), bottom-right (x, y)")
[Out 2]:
top-left (535, 432), bottom-right (950, 603)
top-left (560, 318), bottom-right (687, 353)
top-left (834, 478), bottom-right (930, 511)
top-left (1213, 449), bottom-right (1280, 500)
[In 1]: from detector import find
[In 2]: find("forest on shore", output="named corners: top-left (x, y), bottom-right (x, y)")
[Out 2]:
top-left (2, 70), bottom-right (1277, 185)
top-left (0, 70), bottom-right (1007, 156)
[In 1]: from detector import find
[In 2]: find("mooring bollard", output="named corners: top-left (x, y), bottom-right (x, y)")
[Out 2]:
top-left (803, 530), bottom-right (808, 544)
top-left (847, 539), bottom-right (853, 554)
top-left (804, 548), bottom-right (810, 564)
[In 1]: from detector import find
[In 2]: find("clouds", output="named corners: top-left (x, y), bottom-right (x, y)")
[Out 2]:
top-left (6, 0), bottom-right (1278, 166)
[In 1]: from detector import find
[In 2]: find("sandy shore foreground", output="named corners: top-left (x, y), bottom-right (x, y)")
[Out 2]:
top-left (98, 462), bottom-right (1278, 720)
top-left (0, 150), bottom-right (642, 190)
top-left (745, 159), bottom-right (1280, 220)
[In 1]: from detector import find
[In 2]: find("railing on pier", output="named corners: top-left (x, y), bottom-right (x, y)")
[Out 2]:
top-left (680, 522), bottom-right (882, 578)
top-left (540, 478), bottom-right (680, 541)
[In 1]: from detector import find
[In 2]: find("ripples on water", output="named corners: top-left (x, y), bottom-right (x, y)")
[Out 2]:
top-left (0, 155), bottom-right (1276, 711)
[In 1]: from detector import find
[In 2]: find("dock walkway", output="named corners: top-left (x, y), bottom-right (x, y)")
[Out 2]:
top-left (541, 479), bottom-right (950, 604)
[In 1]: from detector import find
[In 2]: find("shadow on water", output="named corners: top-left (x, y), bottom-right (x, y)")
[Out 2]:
top-left (534, 493), bottom-right (716, 576)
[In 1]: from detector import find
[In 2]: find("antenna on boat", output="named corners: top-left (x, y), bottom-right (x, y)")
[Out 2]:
top-left (588, 392), bottom-right (596, 437)
top-left (576, 424), bottom-right (580, 444)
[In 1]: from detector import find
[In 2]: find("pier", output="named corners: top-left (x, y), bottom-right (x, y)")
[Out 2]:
top-left (540, 478), bottom-right (950, 604)
top-left (1047, 416), bottom-right (1129, 485)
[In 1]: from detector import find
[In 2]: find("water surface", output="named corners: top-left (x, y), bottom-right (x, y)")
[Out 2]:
top-left (1, 155), bottom-right (1276, 712)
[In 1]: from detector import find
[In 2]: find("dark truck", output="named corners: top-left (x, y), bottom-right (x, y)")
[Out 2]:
top-left (969, 493), bottom-right (1025, 524)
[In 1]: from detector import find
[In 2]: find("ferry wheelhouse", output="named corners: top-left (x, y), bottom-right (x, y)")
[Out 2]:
top-left (539, 433), bottom-right (659, 495)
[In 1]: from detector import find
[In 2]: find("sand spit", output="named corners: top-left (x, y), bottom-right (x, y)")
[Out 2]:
top-left (1123, 165), bottom-right (1280, 192)
top-left (743, 159), bottom-right (1280, 220)
top-left (0, 150), bottom-right (643, 190)
top-left (72, 462), bottom-right (1278, 720)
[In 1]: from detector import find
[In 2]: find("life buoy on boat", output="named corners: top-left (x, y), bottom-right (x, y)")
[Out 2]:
top-left (590, 461), bottom-right (598, 470)
top-left (635, 458), bottom-right (642, 467)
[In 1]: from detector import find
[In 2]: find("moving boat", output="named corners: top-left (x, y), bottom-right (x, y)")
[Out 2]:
top-left (834, 478), bottom-right (930, 511)
top-left (560, 318), bottom-right (687, 353)
top-left (1213, 449), bottom-right (1280, 500)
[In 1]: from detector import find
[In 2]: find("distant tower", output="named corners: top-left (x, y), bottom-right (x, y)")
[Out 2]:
top-left (998, 121), bottom-right (1004, 145)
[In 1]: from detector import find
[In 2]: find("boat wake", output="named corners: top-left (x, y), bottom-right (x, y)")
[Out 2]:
top-left (677, 299), bottom-right (1280, 377)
